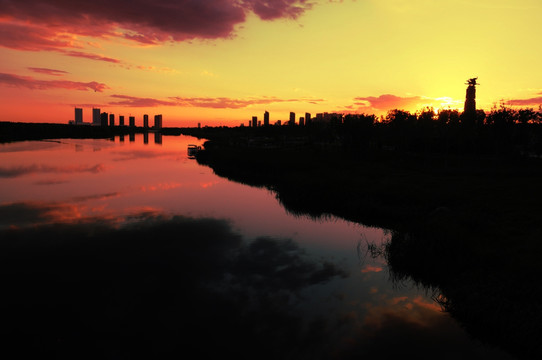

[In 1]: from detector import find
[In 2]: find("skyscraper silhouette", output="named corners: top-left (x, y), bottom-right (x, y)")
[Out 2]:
top-left (92, 108), bottom-right (101, 125)
top-left (75, 108), bottom-right (83, 124)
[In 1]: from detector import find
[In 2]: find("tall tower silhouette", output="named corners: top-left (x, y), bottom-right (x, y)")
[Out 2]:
top-left (464, 77), bottom-right (478, 115)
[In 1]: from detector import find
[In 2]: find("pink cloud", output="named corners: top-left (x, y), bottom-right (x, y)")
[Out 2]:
top-left (27, 67), bottom-right (69, 76)
top-left (506, 96), bottom-right (542, 106)
top-left (354, 94), bottom-right (422, 111)
top-left (0, 73), bottom-right (109, 92)
top-left (0, 21), bottom-right (77, 51)
top-left (0, 0), bottom-right (314, 47)
top-left (109, 94), bottom-right (324, 108)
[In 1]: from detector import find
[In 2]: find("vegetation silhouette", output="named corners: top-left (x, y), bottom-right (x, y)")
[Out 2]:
top-left (188, 103), bottom-right (542, 359)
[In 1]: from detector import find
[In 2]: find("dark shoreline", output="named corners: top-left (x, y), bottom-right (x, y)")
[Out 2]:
top-left (0, 121), bottom-right (182, 143)
top-left (191, 129), bottom-right (542, 359)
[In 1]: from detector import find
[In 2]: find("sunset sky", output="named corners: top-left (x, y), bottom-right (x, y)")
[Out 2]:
top-left (1, 0), bottom-right (541, 127)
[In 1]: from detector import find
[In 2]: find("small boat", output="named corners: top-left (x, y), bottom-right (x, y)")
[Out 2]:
top-left (187, 144), bottom-right (201, 158)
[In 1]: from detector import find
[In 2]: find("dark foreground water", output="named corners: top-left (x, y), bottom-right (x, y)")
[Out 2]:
top-left (0, 134), bottom-right (514, 359)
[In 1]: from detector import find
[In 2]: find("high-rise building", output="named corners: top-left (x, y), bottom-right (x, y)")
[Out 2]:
top-left (143, 114), bottom-right (149, 128)
top-left (92, 108), bottom-right (101, 125)
top-left (289, 112), bottom-right (295, 125)
top-left (109, 114), bottom-right (115, 127)
top-left (119, 115), bottom-right (125, 126)
top-left (299, 117), bottom-right (305, 126)
top-left (264, 111), bottom-right (270, 126)
top-left (100, 112), bottom-right (108, 126)
top-left (305, 112), bottom-right (311, 125)
top-left (129, 116), bottom-right (135, 127)
top-left (154, 114), bottom-right (163, 129)
top-left (75, 108), bottom-right (83, 124)
top-left (252, 116), bottom-right (258, 128)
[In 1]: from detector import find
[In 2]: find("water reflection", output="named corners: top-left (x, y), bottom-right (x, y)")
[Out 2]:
top-left (0, 211), bottom-right (510, 359)
top-left (0, 134), bottom-right (515, 359)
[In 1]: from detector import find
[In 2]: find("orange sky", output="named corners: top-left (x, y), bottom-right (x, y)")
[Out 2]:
top-left (1, 0), bottom-right (541, 127)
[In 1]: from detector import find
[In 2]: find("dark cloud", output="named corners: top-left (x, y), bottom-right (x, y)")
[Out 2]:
top-left (0, 0), bottom-right (314, 48)
top-left (27, 67), bottom-right (69, 76)
top-left (0, 72), bottom-right (109, 92)
top-left (244, 0), bottom-right (314, 20)
top-left (0, 163), bottom-right (106, 178)
top-left (109, 94), bottom-right (325, 108)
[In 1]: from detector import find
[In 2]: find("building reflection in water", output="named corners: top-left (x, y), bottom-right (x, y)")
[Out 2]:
top-left (154, 132), bottom-right (162, 145)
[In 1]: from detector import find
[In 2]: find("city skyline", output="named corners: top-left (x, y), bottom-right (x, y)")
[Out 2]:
top-left (1, 0), bottom-right (542, 127)
top-left (70, 107), bottom-right (162, 128)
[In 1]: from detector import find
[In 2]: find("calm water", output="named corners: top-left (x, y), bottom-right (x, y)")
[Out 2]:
top-left (0, 134), bottom-right (514, 359)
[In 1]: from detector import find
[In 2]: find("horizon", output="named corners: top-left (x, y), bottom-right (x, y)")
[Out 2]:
top-left (1, 0), bottom-right (542, 127)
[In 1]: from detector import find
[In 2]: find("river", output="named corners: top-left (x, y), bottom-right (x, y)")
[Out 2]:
top-left (0, 133), bottom-right (514, 359)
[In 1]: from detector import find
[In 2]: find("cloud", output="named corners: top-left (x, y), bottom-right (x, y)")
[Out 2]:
top-left (506, 96), bottom-right (542, 106)
top-left (108, 94), bottom-right (325, 109)
top-left (60, 50), bottom-right (121, 63)
top-left (27, 67), bottom-right (69, 76)
top-left (343, 94), bottom-right (462, 115)
top-left (244, 0), bottom-right (314, 20)
top-left (0, 21), bottom-right (78, 51)
top-left (354, 94), bottom-right (423, 111)
top-left (71, 192), bottom-right (121, 202)
top-left (0, 72), bottom-right (110, 92)
top-left (0, 163), bottom-right (106, 178)
top-left (0, 0), bottom-right (314, 48)
top-left (109, 94), bottom-right (177, 107)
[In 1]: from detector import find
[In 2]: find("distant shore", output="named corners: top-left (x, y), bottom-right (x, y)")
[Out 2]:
top-left (0, 121), bottom-right (182, 143)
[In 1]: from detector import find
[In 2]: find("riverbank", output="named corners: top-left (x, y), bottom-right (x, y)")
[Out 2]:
top-left (195, 137), bottom-right (542, 359)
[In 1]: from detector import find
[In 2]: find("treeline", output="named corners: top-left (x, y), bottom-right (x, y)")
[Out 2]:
top-left (183, 104), bottom-right (542, 158)
top-left (339, 105), bottom-right (542, 157)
